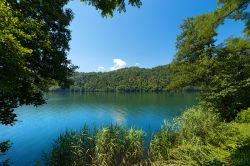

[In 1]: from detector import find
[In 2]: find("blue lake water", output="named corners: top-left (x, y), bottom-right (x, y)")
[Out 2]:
top-left (0, 92), bottom-right (197, 165)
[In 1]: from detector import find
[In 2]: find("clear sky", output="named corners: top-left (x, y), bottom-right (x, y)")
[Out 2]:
top-left (66, 0), bottom-right (245, 72)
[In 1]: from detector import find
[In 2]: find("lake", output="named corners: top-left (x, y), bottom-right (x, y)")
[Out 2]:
top-left (0, 92), bottom-right (197, 165)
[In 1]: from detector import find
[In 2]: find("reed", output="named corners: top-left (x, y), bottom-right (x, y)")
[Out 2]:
top-left (43, 128), bottom-right (95, 166)
top-left (44, 125), bottom-right (144, 166)
top-left (94, 126), bottom-right (144, 166)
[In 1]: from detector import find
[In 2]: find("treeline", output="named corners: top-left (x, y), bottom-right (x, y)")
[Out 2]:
top-left (63, 65), bottom-right (197, 92)
top-left (71, 66), bottom-right (171, 92)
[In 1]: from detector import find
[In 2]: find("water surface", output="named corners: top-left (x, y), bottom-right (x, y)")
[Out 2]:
top-left (0, 92), bottom-right (197, 165)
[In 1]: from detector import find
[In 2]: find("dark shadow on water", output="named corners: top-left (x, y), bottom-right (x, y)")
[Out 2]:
top-left (0, 140), bottom-right (12, 166)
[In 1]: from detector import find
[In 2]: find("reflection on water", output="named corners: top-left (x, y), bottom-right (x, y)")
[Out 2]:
top-left (0, 92), bottom-right (197, 165)
top-left (111, 106), bottom-right (129, 126)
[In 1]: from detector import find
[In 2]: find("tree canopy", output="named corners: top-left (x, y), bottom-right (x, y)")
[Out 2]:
top-left (81, 0), bottom-right (142, 16)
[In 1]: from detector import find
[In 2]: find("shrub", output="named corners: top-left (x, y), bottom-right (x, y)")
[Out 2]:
top-left (150, 106), bottom-right (242, 165)
top-left (176, 106), bottom-right (221, 145)
top-left (236, 108), bottom-right (250, 123)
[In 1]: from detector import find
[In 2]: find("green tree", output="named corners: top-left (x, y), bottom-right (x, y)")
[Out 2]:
top-left (0, 0), bottom-right (75, 126)
top-left (168, 0), bottom-right (250, 120)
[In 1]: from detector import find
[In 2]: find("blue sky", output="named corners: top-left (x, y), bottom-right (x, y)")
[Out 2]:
top-left (66, 0), bottom-right (245, 72)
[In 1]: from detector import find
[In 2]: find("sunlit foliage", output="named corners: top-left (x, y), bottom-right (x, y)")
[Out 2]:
top-left (169, 0), bottom-right (250, 120)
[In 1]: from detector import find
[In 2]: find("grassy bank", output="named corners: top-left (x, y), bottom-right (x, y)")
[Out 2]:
top-left (43, 107), bottom-right (250, 166)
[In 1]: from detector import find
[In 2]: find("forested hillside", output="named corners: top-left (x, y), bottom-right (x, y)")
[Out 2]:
top-left (69, 66), bottom-right (172, 92)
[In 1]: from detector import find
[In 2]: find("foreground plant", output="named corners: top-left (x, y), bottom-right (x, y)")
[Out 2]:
top-left (94, 126), bottom-right (144, 166)
top-left (44, 125), bottom-right (144, 166)
top-left (44, 107), bottom-right (249, 166)
top-left (150, 106), bottom-right (245, 165)
top-left (43, 127), bottom-right (95, 166)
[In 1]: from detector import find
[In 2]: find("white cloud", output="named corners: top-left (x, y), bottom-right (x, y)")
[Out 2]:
top-left (135, 62), bottom-right (141, 67)
top-left (110, 59), bottom-right (126, 71)
top-left (97, 66), bottom-right (105, 72)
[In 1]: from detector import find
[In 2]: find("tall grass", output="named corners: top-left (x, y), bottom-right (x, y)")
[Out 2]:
top-left (44, 107), bottom-right (249, 166)
top-left (94, 126), bottom-right (144, 166)
top-left (43, 127), bottom-right (95, 166)
top-left (44, 125), bottom-right (144, 166)
top-left (149, 120), bottom-right (177, 161)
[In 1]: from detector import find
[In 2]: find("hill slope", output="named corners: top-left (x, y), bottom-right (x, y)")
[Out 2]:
top-left (70, 65), bottom-right (171, 92)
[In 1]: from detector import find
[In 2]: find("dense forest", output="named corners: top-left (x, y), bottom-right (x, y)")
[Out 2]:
top-left (68, 66), bottom-right (172, 92)
top-left (54, 65), bottom-right (198, 92)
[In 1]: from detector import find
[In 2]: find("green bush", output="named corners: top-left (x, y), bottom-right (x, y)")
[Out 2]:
top-left (236, 108), bottom-right (250, 123)
top-left (176, 106), bottom-right (221, 145)
top-left (150, 106), bottom-right (242, 165)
